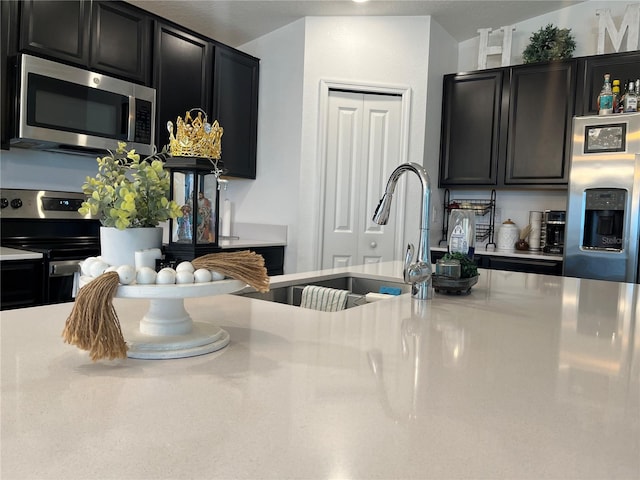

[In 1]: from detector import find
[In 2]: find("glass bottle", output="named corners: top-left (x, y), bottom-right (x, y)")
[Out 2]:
top-left (448, 209), bottom-right (476, 259)
top-left (624, 80), bottom-right (638, 112)
top-left (598, 73), bottom-right (613, 115)
top-left (612, 79), bottom-right (621, 113)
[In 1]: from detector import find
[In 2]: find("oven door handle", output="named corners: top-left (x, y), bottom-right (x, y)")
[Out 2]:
top-left (50, 260), bottom-right (81, 277)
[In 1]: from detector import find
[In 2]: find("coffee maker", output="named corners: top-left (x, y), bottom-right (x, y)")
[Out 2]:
top-left (541, 210), bottom-right (565, 254)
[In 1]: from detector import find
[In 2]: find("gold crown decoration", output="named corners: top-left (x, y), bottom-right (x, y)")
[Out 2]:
top-left (167, 108), bottom-right (223, 159)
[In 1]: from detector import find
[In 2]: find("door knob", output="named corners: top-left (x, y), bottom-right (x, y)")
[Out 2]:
top-left (370, 241), bottom-right (377, 248)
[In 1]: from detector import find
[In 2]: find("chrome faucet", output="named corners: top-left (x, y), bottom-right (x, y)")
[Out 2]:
top-left (372, 162), bottom-right (432, 300)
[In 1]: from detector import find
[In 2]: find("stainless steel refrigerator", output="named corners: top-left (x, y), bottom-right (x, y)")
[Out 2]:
top-left (564, 112), bottom-right (640, 283)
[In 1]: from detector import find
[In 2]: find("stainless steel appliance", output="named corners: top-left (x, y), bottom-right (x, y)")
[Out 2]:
top-left (564, 113), bottom-right (640, 282)
top-left (0, 189), bottom-right (100, 307)
top-left (11, 54), bottom-right (156, 155)
top-left (541, 210), bottom-right (565, 255)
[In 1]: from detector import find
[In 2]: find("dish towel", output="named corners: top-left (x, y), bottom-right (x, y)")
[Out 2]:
top-left (300, 285), bottom-right (349, 312)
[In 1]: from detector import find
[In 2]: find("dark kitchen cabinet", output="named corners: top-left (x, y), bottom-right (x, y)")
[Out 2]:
top-left (19, 0), bottom-right (90, 66)
top-left (222, 246), bottom-right (285, 276)
top-left (212, 45), bottom-right (259, 179)
top-left (153, 27), bottom-right (259, 179)
top-left (439, 70), bottom-right (503, 186)
top-left (503, 60), bottom-right (575, 186)
top-left (0, 259), bottom-right (44, 310)
top-left (152, 22), bottom-right (213, 152)
top-left (483, 256), bottom-right (563, 276)
top-left (89, 1), bottom-right (151, 84)
top-left (19, 0), bottom-right (151, 84)
top-left (440, 60), bottom-right (575, 189)
top-left (576, 50), bottom-right (640, 115)
top-left (1, 0), bottom-right (18, 150)
top-left (430, 249), bottom-right (562, 276)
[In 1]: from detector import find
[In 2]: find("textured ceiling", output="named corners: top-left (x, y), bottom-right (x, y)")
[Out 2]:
top-left (128, 0), bottom-right (586, 47)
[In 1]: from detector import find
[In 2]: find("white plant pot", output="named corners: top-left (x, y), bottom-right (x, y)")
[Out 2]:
top-left (100, 226), bottom-right (163, 267)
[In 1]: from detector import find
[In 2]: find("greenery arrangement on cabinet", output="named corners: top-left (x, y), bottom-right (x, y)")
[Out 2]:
top-left (79, 142), bottom-right (182, 229)
top-left (522, 24), bottom-right (576, 64)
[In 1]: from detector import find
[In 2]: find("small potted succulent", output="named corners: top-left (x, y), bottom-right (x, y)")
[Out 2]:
top-left (79, 142), bottom-right (182, 266)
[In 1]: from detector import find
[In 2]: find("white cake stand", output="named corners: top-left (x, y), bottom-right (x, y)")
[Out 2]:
top-left (81, 277), bottom-right (246, 360)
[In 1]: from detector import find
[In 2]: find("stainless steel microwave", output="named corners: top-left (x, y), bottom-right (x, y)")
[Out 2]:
top-left (11, 54), bottom-right (156, 156)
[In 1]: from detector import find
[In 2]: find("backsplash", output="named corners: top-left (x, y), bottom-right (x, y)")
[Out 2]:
top-left (2, 148), bottom-right (568, 249)
top-left (440, 188), bottom-right (568, 248)
top-left (0, 148), bottom-right (96, 192)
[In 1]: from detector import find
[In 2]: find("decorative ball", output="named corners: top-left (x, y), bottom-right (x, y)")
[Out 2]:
top-left (176, 261), bottom-right (195, 273)
top-left (116, 265), bottom-right (136, 285)
top-left (193, 268), bottom-right (212, 283)
top-left (81, 257), bottom-right (98, 276)
top-left (210, 270), bottom-right (225, 281)
top-left (156, 267), bottom-right (177, 284)
top-left (89, 260), bottom-right (110, 278)
top-left (176, 270), bottom-right (195, 284)
top-left (136, 267), bottom-right (157, 285)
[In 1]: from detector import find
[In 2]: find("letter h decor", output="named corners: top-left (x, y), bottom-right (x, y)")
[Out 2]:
top-left (477, 26), bottom-right (516, 69)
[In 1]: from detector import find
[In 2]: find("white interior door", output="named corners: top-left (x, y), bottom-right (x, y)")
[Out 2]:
top-left (322, 90), bottom-right (402, 269)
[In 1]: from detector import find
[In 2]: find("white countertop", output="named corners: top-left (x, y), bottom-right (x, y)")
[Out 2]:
top-left (432, 245), bottom-right (563, 261)
top-left (218, 222), bottom-right (287, 249)
top-left (0, 246), bottom-right (43, 261)
top-left (217, 237), bottom-right (286, 249)
top-left (1, 262), bottom-right (638, 479)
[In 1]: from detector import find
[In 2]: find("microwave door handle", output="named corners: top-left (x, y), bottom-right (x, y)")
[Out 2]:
top-left (127, 96), bottom-right (136, 142)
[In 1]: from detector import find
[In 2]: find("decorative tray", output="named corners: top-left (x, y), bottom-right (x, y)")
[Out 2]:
top-left (433, 274), bottom-right (479, 295)
top-left (78, 276), bottom-right (246, 359)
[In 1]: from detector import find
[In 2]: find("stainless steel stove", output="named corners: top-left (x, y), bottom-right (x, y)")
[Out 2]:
top-left (1, 189), bottom-right (100, 307)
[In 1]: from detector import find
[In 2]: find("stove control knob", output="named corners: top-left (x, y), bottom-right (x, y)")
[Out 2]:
top-left (10, 198), bottom-right (22, 209)
top-left (0, 198), bottom-right (7, 209)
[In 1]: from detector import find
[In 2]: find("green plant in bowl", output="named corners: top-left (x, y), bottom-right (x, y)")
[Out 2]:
top-left (79, 142), bottom-right (182, 229)
top-left (441, 252), bottom-right (478, 279)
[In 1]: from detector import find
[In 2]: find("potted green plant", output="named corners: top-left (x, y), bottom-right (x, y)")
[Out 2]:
top-left (79, 142), bottom-right (182, 267)
top-left (522, 24), bottom-right (576, 64)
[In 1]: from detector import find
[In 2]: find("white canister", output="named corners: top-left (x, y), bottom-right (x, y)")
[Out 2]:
top-left (497, 219), bottom-right (519, 251)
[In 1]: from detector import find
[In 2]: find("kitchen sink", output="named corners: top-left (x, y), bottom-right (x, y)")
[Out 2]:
top-left (234, 275), bottom-right (410, 310)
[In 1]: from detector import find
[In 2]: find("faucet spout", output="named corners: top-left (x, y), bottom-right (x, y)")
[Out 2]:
top-left (372, 162), bottom-right (432, 300)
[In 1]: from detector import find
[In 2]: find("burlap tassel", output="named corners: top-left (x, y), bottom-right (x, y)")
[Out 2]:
top-left (62, 271), bottom-right (128, 361)
top-left (192, 250), bottom-right (270, 293)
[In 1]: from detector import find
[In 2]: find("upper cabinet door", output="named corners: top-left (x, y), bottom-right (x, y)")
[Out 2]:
top-left (439, 70), bottom-right (503, 187)
top-left (19, 0), bottom-right (151, 84)
top-left (212, 46), bottom-right (259, 179)
top-left (153, 22), bottom-right (213, 152)
top-left (503, 60), bottom-right (576, 186)
top-left (90, 1), bottom-right (151, 85)
top-left (19, 0), bottom-right (90, 66)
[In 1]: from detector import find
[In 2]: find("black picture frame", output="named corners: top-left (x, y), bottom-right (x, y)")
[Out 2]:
top-left (584, 123), bottom-right (626, 153)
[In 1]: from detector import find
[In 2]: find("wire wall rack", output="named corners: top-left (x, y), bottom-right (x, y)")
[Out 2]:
top-left (438, 189), bottom-right (497, 249)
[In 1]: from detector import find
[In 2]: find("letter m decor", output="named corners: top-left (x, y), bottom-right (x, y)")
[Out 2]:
top-left (596, 4), bottom-right (640, 54)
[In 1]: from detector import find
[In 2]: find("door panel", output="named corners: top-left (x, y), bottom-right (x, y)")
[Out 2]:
top-left (323, 91), bottom-right (360, 268)
top-left (322, 90), bottom-right (402, 268)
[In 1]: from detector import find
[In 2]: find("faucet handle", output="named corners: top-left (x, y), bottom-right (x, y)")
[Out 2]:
top-left (404, 243), bottom-right (415, 283)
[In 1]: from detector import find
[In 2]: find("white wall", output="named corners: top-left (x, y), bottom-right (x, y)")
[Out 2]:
top-left (458, 1), bottom-right (639, 71)
top-left (424, 20), bottom-right (459, 236)
top-left (229, 19), bottom-right (306, 274)
top-left (242, 16), bottom-right (459, 273)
